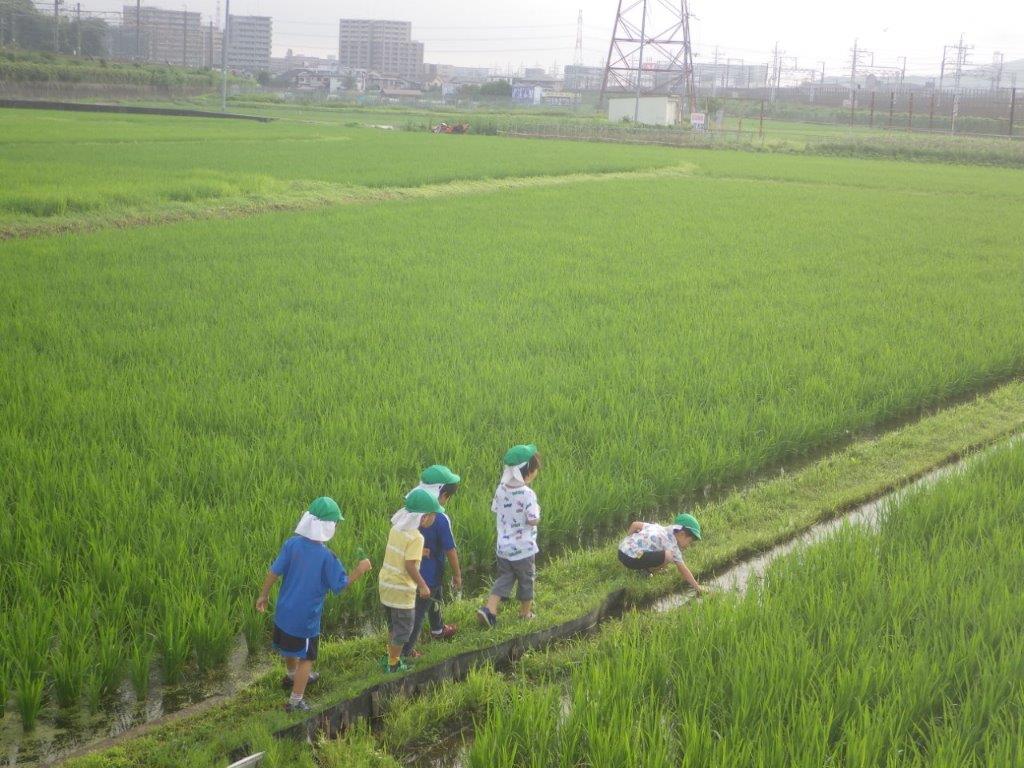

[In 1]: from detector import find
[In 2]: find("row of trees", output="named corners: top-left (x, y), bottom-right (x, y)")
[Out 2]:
top-left (0, 0), bottom-right (110, 57)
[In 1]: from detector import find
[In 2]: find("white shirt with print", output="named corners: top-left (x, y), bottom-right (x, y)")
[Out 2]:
top-left (619, 523), bottom-right (683, 564)
top-left (492, 483), bottom-right (540, 561)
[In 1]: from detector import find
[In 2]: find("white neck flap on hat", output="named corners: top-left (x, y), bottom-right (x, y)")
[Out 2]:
top-left (295, 511), bottom-right (336, 542)
top-left (500, 464), bottom-right (526, 488)
top-left (391, 508), bottom-right (424, 531)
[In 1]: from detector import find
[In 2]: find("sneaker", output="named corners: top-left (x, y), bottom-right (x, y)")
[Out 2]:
top-left (284, 699), bottom-right (312, 713)
top-left (280, 671), bottom-right (319, 690)
top-left (430, 624), bottom-right (458, 640)
top-left (476, 607), bottom-right (497, 629)
top-left (386, 659), bottom-right (412, 674)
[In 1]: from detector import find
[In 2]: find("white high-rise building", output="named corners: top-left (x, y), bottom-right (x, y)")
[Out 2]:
top-left (226, 15), bottom-right (272, 73)
top-left (338, 19), bottom-right (423, 81)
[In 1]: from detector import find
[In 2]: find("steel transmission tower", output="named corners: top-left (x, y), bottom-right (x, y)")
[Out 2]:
top-left (598, 0), bottom-right (696, 113)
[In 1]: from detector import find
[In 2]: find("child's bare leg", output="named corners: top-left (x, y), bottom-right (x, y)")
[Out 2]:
top-left (484, 594), bottom-right (502, 615)
top-left (290, 659), bottom-right (313, 696)
top-left (284, 656), bottom-right (298, 675)
top-left (518, 599), bottom-right (533, 617)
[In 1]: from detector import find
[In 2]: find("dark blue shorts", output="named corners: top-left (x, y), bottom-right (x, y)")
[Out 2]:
top-left (618, 549), bottom-right (665, 570)
top-left (272, 624), bottom-right (319, 661)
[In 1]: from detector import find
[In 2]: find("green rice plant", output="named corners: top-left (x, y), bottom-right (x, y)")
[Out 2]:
top-left (158, 602), bottom-right (192, 685)
top-left (15, 671), bottom-right (45, 731)
top-left (129, 636), bottom-right (155, 700)
top-left (50, 635), bottom-right (89, 709)
top-left (0, 659), bottom-right (9, 718)
top-left (193, 602), bottom-right (238, 675)
top-left (84, 671), bottom-right (104, 714)
top-left (466, 441), bottom-right (1024, 767)
top-left (95, 625), bottom-right (123, 698)
top-left (239, 605), bottom-right (267, 656)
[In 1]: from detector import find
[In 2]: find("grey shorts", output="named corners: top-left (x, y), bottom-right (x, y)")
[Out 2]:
top-left (384, 606), bottom-right (415, 646)
top-left (491, 555), bottom-right (536, 601)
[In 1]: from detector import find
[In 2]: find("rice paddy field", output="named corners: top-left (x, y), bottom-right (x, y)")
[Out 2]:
top-left (464, 439), bottom-right (1024, 768)
top-left (1, 105), bottom-right (1024, 762)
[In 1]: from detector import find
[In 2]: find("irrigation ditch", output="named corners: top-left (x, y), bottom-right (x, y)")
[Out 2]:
top-left (247, 429), bottom-right (1024, 768)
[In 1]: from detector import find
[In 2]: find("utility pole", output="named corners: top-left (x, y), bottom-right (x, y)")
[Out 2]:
top-left (1009, 87), bottom-right (1016, 138)
top-left (940, 35), bottom-right (972, 93)
top-left (136, 0), bottom-right (141, 59)
top-left (75, 2), bottom-right (81, 55)
top-left (992, 52), bottom-right (1004, 91)
top-left (53, 0), bottom-right (61, 52)
top-left (897, 56), bottom-right (906, 88)
top-left (220, 0), bottom-right (230, 110)
top-left (848, 39), bottom-right (872, 125)
top-left (768, 42), bottom-right (780, 103)
top-left (182, 7), bottom-right (188, 67)
top-left (849, 38), bottom-right (858, 123)
top-left (574, 9), bottom-right (583, 67)
top-left (819, 61), bottom-right (826, 84)
top-left (952, 34), bottom-right (971, 91)
top-left (712, 45), bottom-right (720, 95)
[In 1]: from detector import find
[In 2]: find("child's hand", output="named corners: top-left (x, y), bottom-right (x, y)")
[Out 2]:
top-left (255, 596), bottom-right (269, 613)
top-left (422, 547), bottom-right (431, 558)
top-left (452, 574), bottom-right (463, 592)
top-left (418, 583), bottom-right (431, 598)
top-left (354, 558), bottom-right (372, 577)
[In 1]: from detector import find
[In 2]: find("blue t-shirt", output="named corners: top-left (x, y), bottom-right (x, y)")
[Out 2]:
top-left (271, 535), bottom-right (348, 638)
top-left (419, 512), bottom-right (456, 588)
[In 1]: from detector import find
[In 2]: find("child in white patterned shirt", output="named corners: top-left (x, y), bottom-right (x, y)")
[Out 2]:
top-left (477, 443), bottom-right (541, 628)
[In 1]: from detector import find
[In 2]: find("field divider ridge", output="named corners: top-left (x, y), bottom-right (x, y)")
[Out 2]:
top-left (0, 165), bottom-right (697, 241)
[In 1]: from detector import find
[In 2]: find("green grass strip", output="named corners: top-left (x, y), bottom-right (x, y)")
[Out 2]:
top-left (65, 379), bottom-right (1024, 768)
top-left (0, 165), bottom-right (695, 241)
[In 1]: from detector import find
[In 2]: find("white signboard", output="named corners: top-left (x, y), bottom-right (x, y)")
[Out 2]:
top-left (690, 112), bottom-right (706, 131)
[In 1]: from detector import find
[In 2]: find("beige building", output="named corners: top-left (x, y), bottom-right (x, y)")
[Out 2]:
top-left (121, 5), bottom-right (211, 68)
top-left (338, 19), bottom-right (423, 82)
top-left (226, 15), bottom-right (272, 73)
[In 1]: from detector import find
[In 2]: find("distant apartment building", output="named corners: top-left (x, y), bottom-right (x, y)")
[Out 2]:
top-left (338, 19), bottom-right (423, 82)
top-left (226, 15), bottom-right (272, 73)
top-left (121, 5), bottom-right (211, 68)
top-left (564, 64), bottom-right (605, 91)
top-left (270, 50), bottom-right (338, 76)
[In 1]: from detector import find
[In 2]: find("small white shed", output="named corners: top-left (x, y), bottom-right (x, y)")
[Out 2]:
top-left (607, 96), bottom-right (680, 126)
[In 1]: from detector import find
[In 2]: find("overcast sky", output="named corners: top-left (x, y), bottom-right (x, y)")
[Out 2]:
top-left (94, 0), bottom-right (1023, 76)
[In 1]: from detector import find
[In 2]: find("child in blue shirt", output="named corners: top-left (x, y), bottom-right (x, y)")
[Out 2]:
top-left (256, 496), bottom-right (371, 712)
top-left (402, 465), bottom-right (464, 659)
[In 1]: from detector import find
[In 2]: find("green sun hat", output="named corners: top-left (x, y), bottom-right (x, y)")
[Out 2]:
top-left (309, 496), bottom-right (343, 523)
top-left (503, 443), bottom-right (538, 466)
top-left (405, 488), bottom-right (443, 515)
top-left (673, 513), bottom-right (701, 540)
top-left (421, 464), bottom-right (461, 485)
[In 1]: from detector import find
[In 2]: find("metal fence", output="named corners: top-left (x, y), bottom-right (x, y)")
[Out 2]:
top-left (699, 85), bottom-right (1021, 139)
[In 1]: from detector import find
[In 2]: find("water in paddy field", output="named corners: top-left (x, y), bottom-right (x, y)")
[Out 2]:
top-left (414, 434), bottom-right (1024, 768)
top-left (0, 635), bottom-right (272, 767)
top-left (653, 433), bottom-right (1022, 610)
